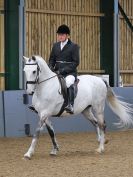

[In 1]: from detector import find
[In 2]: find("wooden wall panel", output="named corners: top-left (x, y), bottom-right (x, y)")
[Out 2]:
top-left (0, 0), bottom-right (4, 10)
top-left (25, 0), bottom-right (103, 74)
top-left (119, 0), bottom-right (133, 86)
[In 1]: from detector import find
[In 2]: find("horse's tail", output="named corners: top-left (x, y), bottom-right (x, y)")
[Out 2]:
top-left (103, 80), bottom-right (133, 128)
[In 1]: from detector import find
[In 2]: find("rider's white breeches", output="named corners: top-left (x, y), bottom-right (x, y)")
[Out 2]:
top-left (65, 75), bottom-right (75, 88)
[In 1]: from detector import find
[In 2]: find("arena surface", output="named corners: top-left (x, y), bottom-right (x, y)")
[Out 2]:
top-left (0, 130), bottom-right (133, 177)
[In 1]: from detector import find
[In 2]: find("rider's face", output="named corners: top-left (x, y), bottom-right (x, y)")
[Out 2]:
top-left (57, 33), bottom-right (69, 42)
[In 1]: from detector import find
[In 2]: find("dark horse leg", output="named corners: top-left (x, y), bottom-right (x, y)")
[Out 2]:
top-left (45, 119), bottom-right (59, 155)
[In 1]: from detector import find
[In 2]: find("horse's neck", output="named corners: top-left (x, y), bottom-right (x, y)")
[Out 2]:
top-left (38, 58), bottom-right (55, 81)
top-left (35, 76), bottom-right (60, 102)
top-left (35, 59), bottom-right (59, 96)
top-left (39, 69), bottom-right (55, 82)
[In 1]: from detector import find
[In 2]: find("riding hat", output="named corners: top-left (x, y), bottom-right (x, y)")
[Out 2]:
top-left (56, 24), bottom-right (70, 35)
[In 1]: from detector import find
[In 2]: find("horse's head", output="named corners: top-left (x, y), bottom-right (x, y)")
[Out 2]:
top-left (23, 56), bottom-right (41, 95)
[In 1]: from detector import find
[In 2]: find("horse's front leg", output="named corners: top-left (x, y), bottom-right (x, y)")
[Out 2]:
top-left (45, 119), bottom-right (59, 155)
top-left (24, 120), bottom-right (45, 159)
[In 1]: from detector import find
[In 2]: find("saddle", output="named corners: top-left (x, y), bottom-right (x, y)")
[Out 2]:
top-left (55, 75), bottom-right (79, 117)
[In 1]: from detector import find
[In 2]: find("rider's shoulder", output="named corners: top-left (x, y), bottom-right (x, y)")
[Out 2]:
top-left (71, 42), bottom-right (80, 49)
top-left (52, 42), bottom-right (60, 48)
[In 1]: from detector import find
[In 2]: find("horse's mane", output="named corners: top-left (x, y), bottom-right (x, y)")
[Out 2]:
top-left (34, 55), bottom-right (50, 70)
top-left (34, 55), bottom-right (47, 65)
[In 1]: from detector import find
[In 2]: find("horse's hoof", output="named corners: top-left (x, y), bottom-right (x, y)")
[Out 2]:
top-left (50, 149), bottom-right (57, 156)
top-left (24, 153), bottom-right (32, 160)
top-left (23, 156), bottom-right (31, 160)
top-left (95, 148), bottom-right (104, 154)
top-left (22, 156), bottom-right (30, 160)
top-left (50, 152), bottom-right (57, 156)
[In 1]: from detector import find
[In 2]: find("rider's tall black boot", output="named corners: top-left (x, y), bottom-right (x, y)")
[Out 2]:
top-left (65, 85), bottom-right (74, 114)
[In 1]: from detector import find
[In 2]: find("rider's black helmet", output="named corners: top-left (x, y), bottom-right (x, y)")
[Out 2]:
top-left (56, 24), bottom-right (70, 35)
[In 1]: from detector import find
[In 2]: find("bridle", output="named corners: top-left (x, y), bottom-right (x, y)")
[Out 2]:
top-left (25, 63), bottom-right (40, 89)
top-left (25, 63), bottom-right (57, 89)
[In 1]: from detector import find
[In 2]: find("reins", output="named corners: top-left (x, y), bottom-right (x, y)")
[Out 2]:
top-left (25, 63), bottom-right (57, 88)
top-left (38, 74), bottom-right (57, 84)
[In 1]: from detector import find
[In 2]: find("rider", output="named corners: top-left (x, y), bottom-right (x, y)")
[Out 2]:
top-left (48, 24), bottom-right (80, 114)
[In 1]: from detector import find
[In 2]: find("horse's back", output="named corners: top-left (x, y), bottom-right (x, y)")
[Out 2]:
top-left (73, 75), bottom-right (107, 114)
top-left (77, 74), bottom-right (106, 91)
top-left (77, 74), bottom-right (107, 97)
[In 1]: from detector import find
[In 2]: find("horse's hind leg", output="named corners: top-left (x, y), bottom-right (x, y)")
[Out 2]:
top-left (45, 119), bottom-right (59, 155)
top-left (95, 108), bottom-right (106, 153)
top-left (82, 107), bottom-right (101, 142)
top-left (83, 106), bottom-right (107, 153)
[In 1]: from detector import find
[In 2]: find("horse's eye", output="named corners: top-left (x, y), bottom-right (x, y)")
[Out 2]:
top-left (33, 71), bottom-right (36, 74)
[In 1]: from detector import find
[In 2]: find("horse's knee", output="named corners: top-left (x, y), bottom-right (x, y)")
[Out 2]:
top-left (33, 128), bottom-right (40, 138)
top-left (90, 119), bottom-right (98, 127)
top-left (98, 120), bottom-right (106, 132)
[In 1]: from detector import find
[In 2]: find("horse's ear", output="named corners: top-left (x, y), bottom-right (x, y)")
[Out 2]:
top-left (32, 55), bottom-right (36, 61)
top-left (23, 56), bottom-right (29, 62)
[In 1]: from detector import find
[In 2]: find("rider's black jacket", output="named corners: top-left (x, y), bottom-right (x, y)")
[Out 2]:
top-left (48, 39), bottom-right (80, 78)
